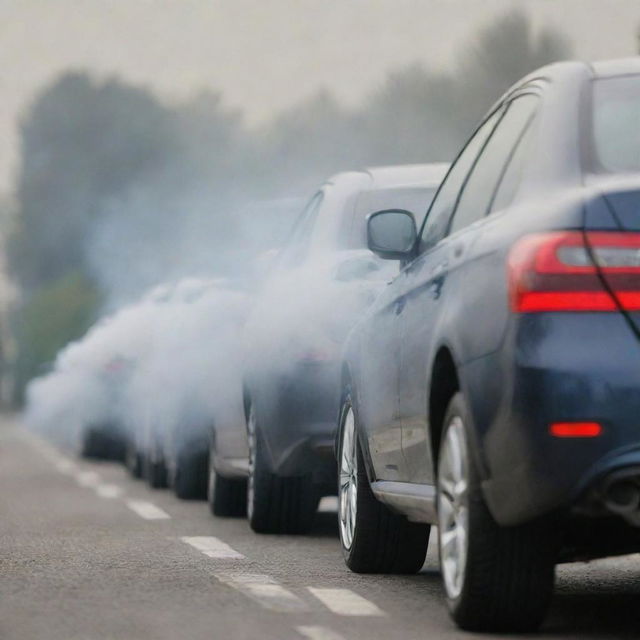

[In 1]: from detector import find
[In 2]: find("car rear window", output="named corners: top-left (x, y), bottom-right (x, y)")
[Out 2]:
top-left (592, 75), bottom-right (640, 173)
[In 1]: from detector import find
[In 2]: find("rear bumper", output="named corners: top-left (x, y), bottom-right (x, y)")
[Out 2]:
top-left (248, 361), bottom-right (340, 488)
top-left (464, 313), bottom-right (640, 526)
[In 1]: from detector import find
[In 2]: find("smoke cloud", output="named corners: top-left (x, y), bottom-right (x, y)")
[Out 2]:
top-left (20, 9), bottom-right (572, 460)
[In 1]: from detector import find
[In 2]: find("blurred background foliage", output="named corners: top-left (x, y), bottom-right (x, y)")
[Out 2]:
top-left (6, 9), bottom-right (572, 403)
top-left (12, 271), bottom-right (100, 403)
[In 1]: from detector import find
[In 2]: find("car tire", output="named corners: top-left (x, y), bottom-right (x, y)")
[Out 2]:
top-left (173, 449), bottom-right (208, 500)
top-left (438, 392), bottom-right (558, 633)
top-left (79, 426), bottom-right (122, 460)
top-left (144, 452), bottom-right (168, 489)
top-left (338, 393), bottom-right (430, 574)
top-left (79, 427), bottom-right (104, 459)
top-left (246, 400), bottom-right (318, 534)
top-left (125, 440), bottom-right (143, 479)
top-left (209, 467), bottom-right (247, 517)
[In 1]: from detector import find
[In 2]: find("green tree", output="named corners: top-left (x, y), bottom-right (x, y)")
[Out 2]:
top-left (10, 72), bottom-right (180, 294)
top-left (12, 271), bottom-right (101, 403)
top-left (257, 9), bottom-right (572, 193)
top-left (455, 8), bottom-right (572, 132)
top-left (361, 9), bottom-right (572, 166)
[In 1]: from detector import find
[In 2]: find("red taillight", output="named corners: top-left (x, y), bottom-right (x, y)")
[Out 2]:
top-left (508, 231), bottom-right (640, 313)
top-left (550, 422), bottom-right (603, 438)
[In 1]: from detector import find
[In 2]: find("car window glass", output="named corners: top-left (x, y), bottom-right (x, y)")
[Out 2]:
top-left (277, 192), bottom-right (323, 268)
top-left (490, 116), bottom-right (537, 213)
top-left (419, 109), bottom-right (502, 251)
top-left (592, 75), bottom-right (640, 173)
top-left (450, 95), bottom-right (539, 234)
top-left (349, 186), bottom-right (438, 249)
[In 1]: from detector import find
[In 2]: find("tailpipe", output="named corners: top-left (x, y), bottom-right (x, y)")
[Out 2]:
top-left (601, 471), bottom-right (640, 526)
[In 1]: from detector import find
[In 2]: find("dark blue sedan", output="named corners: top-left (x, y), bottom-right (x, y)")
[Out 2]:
top-left (336, 58), bottom-right (640, 632)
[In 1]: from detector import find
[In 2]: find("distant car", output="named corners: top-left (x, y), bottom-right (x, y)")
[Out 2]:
top-left (57, 314), bottom-right (142, 461)
top-left (79, 355), bottom-right (133, 459)
top-left (164, 282), bottom-right (249, 501)
top-left (237, 164), bottom-right (448, 533)
top-left (124, 278), bottom-right (250, 504)
top-left (336, 59), bottom-right (640, 632)
top-left (25, 353), bottom-right (131, 458)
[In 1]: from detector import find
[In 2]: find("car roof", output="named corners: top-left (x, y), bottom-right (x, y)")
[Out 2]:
top-left (590, 57), bottom-right (640, 79)
top-left (365, 163), bottom-right (449, 189)
top-left (504, 58), bottom-right (640, 95)
top-left (324, 163), bottom-right (448, 193)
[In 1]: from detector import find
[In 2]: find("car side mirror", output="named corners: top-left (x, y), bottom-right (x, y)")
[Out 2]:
top-left (367, 209), bottom-right (417, 260)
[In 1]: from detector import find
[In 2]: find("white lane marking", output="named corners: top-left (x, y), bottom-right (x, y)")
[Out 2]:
top-left (75, 470), bottom-right (101, 488)
top-left (21, 430), bottom-right (56, 455)
top-left (181, 536), bottom-right (245, 559)
top-left (95, 483), bottom-right (123, 499)
top-left (126, 499), bottom-right (170, 520)
top-left (297, 626), bottom-right (347, 640)
top-left (318, 496), bottom-right (338, 513)
top-left (307, 588), bottom-right (385, 617)
top-left (214, 572), bottom-right (308, 612)
top-left (23, 434), bottom-right (74, 471)
top-left (54, 458), bottom-right (77, 474)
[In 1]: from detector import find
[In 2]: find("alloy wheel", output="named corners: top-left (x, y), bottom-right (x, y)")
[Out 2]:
top-left (338, 405), bottom-right (358, 550)
top-left (438, 415), bottom-right (469, 600)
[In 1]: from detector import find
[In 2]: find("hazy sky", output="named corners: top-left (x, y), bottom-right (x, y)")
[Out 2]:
top-left (1, 0), bottom-right (639, 192)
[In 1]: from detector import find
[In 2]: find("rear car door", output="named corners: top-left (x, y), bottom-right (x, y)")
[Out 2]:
top-left (398, 94), bottom-right (541, 484)
top-left (390, 108), bottom-right (503, 483)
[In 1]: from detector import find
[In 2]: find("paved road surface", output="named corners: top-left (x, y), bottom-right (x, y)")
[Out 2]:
top-left (1, 416), bottom-right (640, 640)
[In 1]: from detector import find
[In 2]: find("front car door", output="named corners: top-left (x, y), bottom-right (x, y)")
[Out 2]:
top-left (347, 186), bottom-right (442, 482)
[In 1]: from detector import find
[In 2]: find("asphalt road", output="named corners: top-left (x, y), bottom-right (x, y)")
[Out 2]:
top-left (2, 416), bottom-right (640, 640)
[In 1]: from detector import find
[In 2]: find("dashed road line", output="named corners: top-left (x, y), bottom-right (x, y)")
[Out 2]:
top-left (214, 572), bottom-right (309, 612)
top-left (181, 536), bottom-right (245, 559)
top-left (54, 457), bottom-right (77, 474)
top-left (23, 432), bottom-right (74, 470)
top-left (307, 588), bottom-right (385, 617)
top-left (126, 499), bottom-right (171, 520)
top-left (95, 483), bottom-right (124, 499)
top-left (297, 626), bottom-right (347, 640)
top-left (20, 429), bottom-right (54, 454)
top-left (26, 433), bottom-right (125, 499)
top-left (74, 470), bottom-right (102, 488)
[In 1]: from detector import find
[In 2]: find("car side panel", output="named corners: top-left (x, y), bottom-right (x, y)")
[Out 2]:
top-left (347, 284), bottom-right (405, 482)
top-left (396, 238), bottom-right (453, 484)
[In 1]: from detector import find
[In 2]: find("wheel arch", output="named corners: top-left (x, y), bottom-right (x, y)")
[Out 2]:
top-left (428, 345), bottom-right (461, 469)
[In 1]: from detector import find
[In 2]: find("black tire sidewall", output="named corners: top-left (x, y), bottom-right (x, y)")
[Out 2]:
top-left (247, 404), bottom-right (267, 529)
top-left (439, 392), bottom-right (557, 632)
